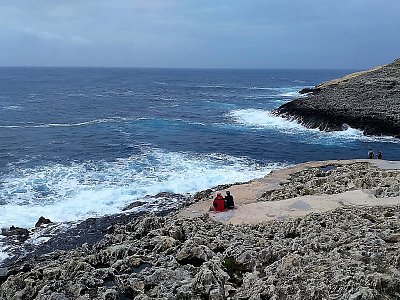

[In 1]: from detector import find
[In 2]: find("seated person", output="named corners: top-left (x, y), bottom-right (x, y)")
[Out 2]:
top-left (377, 150), bottom-right (383, 159)
top-left (212, 192), bottom-right (226, 212)
top-left (225, 191), bottom-right (235, 209)
top-left (368, 149), bottom-right (374, 159)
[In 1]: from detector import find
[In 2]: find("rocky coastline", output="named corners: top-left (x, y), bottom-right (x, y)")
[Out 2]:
top-left (1, 160), bottom-right (400, 299)
top-left (275, 58), bottom-right (400, 137)
top-left (0, 192), bottom-right (198, 270)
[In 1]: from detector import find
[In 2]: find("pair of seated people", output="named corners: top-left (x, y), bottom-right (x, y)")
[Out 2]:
top-left (212, 191), bottom-right (235, 212)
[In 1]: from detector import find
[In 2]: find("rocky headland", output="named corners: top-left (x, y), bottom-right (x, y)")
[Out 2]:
top-left (275, 59), bottom-right (400, 137)
top-left (1, 160), bottom-right (400, 299)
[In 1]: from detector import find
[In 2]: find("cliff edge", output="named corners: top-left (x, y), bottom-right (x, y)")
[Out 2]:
top-left (275, 58), bottom-right (400, 137)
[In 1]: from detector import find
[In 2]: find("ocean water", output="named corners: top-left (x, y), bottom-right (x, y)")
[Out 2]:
top-left (1, 67), bottom-right (399, 230)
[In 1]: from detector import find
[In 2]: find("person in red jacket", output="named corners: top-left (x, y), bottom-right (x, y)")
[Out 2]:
top-left (212, 192), bottom-right (226, 212)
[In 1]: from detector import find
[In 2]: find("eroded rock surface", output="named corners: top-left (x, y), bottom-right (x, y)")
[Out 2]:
top-left (2, 206), bottom-right (400, 299)
top-left (275, 58), bottom-right (400, 137)
top-left (260, 163), bottom-right (400, 201)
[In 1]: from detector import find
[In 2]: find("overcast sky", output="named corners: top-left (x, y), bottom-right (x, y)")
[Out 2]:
top-left (1, 0), bottom-right (399, 69)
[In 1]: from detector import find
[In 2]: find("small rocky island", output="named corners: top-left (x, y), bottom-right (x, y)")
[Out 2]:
top-left (275, 58), bottom-right (400, 137)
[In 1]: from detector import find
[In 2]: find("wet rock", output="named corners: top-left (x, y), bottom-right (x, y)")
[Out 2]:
top-left (193, 189), bottom-right (213, 200)
top-left (299, 87), bottom-right (321, 94)
top-left (1, 226), bottom-right (29, 241)
top-left (122, 201), bottom-right (145, 211)
top-left (35, 216), bottom-right (52, 228)
top-left (0, 267), bottom-right (8, 282)
top-left (0, 268), bottom-right (8, 277)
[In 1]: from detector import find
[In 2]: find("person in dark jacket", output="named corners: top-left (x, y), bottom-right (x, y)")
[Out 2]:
top-left (377, 150), bottom-right (383, 159)
top-left (368, 149), bottom-right (374, 159)
top-left (225, 191), bottom-right (235, 209)
top-left (213, 192), bottom-right (226, 212)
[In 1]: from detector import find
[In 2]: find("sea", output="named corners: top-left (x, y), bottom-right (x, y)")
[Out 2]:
top-left (1, 67), bottom-right (399, 237)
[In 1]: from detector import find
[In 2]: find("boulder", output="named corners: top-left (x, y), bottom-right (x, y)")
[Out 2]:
top-left (35, 216), bottom-right (52, 227)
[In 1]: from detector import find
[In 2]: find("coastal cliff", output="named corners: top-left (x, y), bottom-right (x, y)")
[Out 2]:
top-left (275, 59), bottom-right (400, 137)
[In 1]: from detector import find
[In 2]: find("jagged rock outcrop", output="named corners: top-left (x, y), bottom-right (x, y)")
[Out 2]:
top-left (260, 163), bottom-right (400, 201)
top-left (2, 206), bottom-right (400, 299)
top-left (35, 217), bottom-right (52, 228)
top-left (275, 58), bottom-right (400, 137)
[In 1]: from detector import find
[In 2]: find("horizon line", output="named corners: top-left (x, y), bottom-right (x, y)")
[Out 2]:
top-left (0, 65), bottom-right (360, 71)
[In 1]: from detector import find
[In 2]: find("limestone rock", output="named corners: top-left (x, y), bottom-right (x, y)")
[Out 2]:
top-left (260, 162), bottom-right (400, 201)
top-left (276, 58), bottom-right (400, 137)
top-left (2, 207), bottom-right (400, 299)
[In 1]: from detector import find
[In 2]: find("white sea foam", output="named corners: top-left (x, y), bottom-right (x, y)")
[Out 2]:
top-left (2, 105), bottom-right (23, 111)
top-left (316, 127), bottom-right (400, 145)
top-left (0, 249), bottom-right (9, 261)
top-left (197, 85), bottom-right (225, 89)
top-left (0, 240), bottom-right (10, 262)
top-left (228, 109), bottom-right (305, 131)
top-left (245, 87), bottom-right (303, 99)
top-left (247, 87), bottom-right (275, 90)
top-left (0, 117), bottom-right (143, 129)
top-left (67, 90), bottom-right (136, 98)
top-left (228, 109), bottom-right (400, 145)
top-left (279, 91), bottom-right (301, 97)
top-left (172, 119), bottom-right (207, 126)
top-left (67, 93), bottom-right (88, 97)
top-left (0, 149), bottom-right (282, 229)
top-left (247, 86), bottom-right (303, 94)
top-left (195, 85), bottom-right (303, 95)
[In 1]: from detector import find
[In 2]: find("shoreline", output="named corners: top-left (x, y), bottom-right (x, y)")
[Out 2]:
top-left (2, 158), bottom-right (400, 269)
top-left (2, 158), bottom-right (400, 298)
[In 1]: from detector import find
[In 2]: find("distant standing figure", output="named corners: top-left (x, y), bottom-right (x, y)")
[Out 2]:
top-left (213, 192), bottom-right (226, 212)
top-left (368, 149), bottom-right (375, 159)
top-left (377, 150), bottom-right (383, 159)
top-left (225, 191), bottom-right (235, 209)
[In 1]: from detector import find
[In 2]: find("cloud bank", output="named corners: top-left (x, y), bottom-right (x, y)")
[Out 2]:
top-left (0, 0), bottom-right (399, 68)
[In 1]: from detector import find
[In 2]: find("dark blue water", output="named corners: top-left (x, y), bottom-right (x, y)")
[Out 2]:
top-left (0, 67), bottom-right (399, 229)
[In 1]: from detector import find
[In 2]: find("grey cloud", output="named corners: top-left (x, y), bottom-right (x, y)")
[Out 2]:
top-left (0, 0), bottom-right (399, 68)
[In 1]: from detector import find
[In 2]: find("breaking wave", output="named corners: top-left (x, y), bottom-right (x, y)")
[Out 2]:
top-left (227, 109), bottom-right (400, 145)
top-left (0, 148), bottom-right (283, 229)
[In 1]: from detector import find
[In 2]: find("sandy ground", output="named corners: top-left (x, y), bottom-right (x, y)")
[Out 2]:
top-left (177, 159), bottom-right (400, 224)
